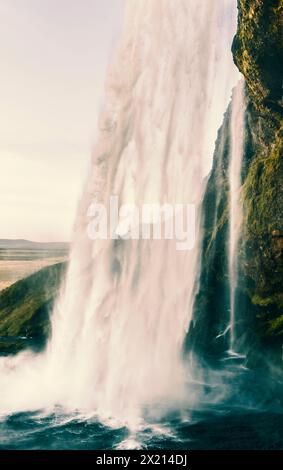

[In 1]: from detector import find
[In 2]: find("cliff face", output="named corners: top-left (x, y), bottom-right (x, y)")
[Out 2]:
top-left (233, 0), bottom-right (283, 336)
top-left (0, 262), bottom-right (66, 354)
top-left (232, 0), bottom-right (282, 121)
top-left (187, 0), bottom-right (282, 369)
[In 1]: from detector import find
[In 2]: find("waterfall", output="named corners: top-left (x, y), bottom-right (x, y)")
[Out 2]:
top-left (46, 0), bottom-right (224, 419)
top-left (228, 81), bottom-right (245, 354)
top-left (0, 0), bottom-right (240, 422)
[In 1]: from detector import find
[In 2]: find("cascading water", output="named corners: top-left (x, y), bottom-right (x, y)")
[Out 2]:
top-left (228, 81), bottom-right (245, 354)
top-left (0, 0), bottom-right (241, 425)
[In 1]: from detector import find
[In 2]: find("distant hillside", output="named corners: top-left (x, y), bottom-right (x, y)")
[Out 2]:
top-left (0, 262), bottom-right (67, 354)
top-left (0, 239), bottom-right (69, 251)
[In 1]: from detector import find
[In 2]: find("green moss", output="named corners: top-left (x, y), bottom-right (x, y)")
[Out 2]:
top-left (206, 206), bottom-right (229, 255)
top-left (189, 0), bottom-right (283, 367)
top-left (266, 315), bottom-right (283, 336)
top-left (243, 129), bottom-right (283, 309)
top-left (0, 262), bottom-right (67, 353)
top-left (232, 0), bottom-right (283, 122)
top-left (252, 293), bottom-right (283, 308)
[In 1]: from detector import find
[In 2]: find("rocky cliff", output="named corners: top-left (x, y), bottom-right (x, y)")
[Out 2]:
top-left (0, 262), bottom-right (66, 354)
top-left (187, 0), bottom-right (282, 372)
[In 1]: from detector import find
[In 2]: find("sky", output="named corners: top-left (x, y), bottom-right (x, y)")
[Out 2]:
top-left (0, 0), bottom-right (124, 241)
top-left (0, 0), bottom-right (239, 243)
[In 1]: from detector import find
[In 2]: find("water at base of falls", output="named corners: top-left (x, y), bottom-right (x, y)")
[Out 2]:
top-left (1, 364), bottom-right (282, 450)
top-left (1, 412), bottom-right (283, 450)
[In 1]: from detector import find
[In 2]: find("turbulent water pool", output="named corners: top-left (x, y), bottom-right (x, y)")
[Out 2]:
top-left (1, 408), bottom-right (283, 450)
top-left (1, 365), bottom-right (282, 450)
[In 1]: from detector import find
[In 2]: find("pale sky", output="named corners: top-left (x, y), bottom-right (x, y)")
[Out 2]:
top-left (0, 0), bottom-right (124, 241)
top-left (0, 0), bottom-right (239, 242)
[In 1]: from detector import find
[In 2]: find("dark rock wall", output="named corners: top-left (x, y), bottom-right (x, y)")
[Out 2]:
top-left (188, 0), bottom-right (282, 371)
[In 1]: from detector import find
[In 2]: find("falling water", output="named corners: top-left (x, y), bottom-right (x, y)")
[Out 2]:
top-left (228, 81), bottom-right (245, 354)
top-left (46, 0), bottom-right (224, 420)
top-left (0, 0), bottom-right (240, 423)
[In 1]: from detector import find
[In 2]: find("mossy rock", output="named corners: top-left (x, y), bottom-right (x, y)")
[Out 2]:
top-left (0, 262), bottom-right (67, 354)
top-left (188, 0), bottom-right (283, 369)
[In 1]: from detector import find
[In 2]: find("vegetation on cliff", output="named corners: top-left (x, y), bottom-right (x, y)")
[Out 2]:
top-left (188, 0), bottom-right (282, 368)
top-left (233, 0), bottom-right (282, 342)
top-left (0, 262), bottom-right (66, 353)
top-left (232, 0), bottom-right (282, 122)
